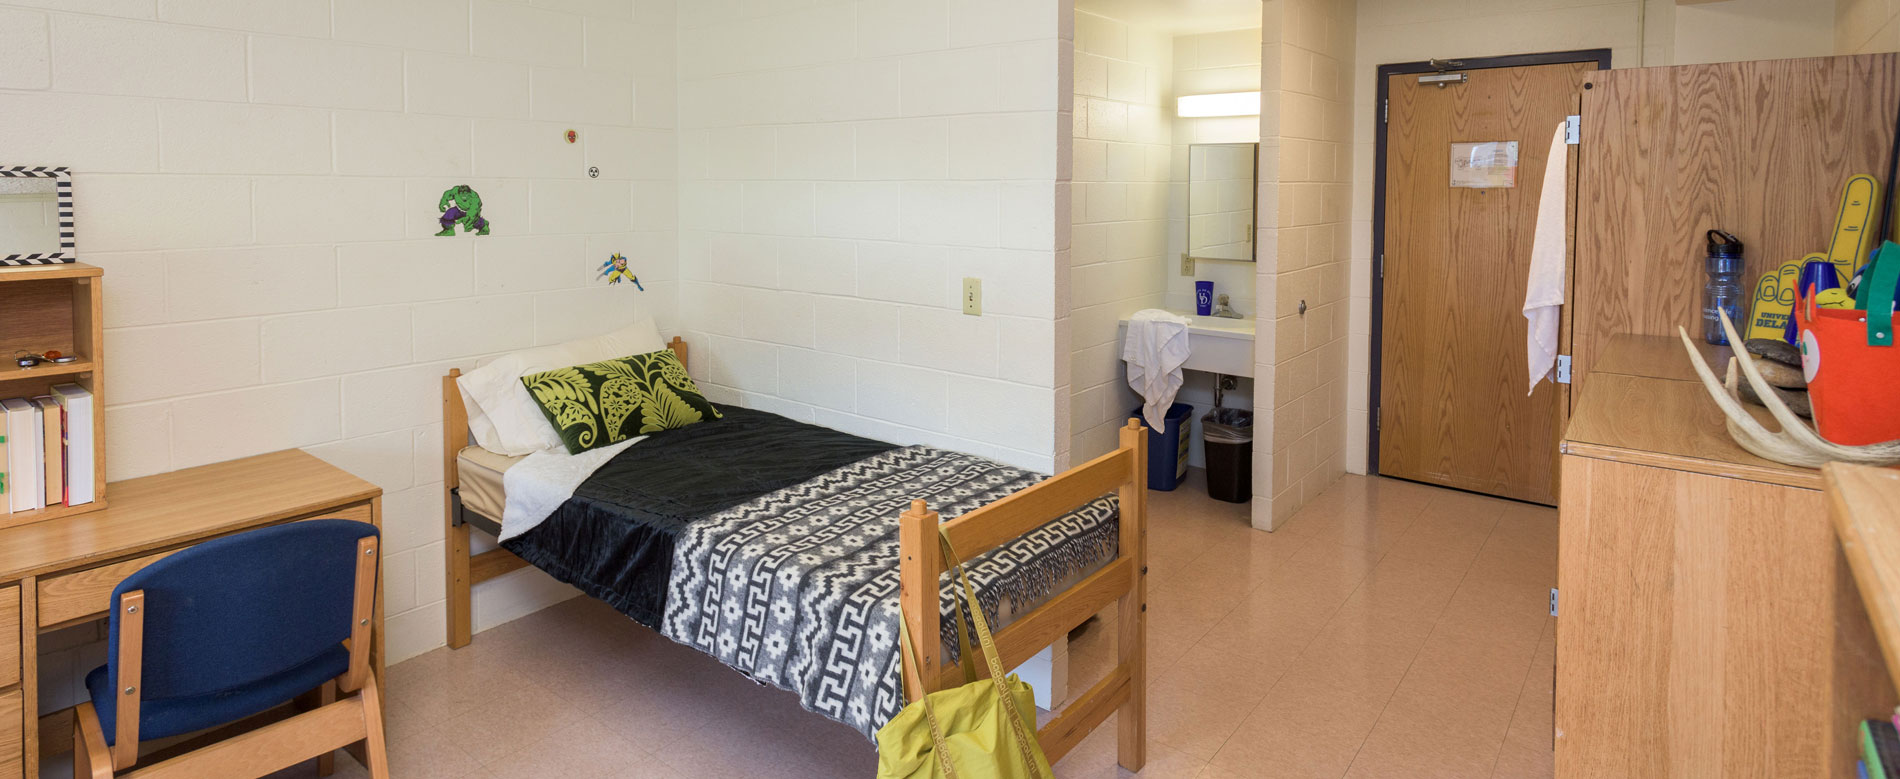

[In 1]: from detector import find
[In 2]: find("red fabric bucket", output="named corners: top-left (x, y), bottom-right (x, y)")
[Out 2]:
top-left (1797, 265), bottom-right (1900, 445)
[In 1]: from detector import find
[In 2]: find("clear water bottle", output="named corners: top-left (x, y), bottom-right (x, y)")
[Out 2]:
top-left (1703, 229), bottom-right (1745, 345)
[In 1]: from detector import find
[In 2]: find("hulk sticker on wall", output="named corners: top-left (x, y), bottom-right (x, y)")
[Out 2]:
top-left (435, 185), bottom-right (491, 236)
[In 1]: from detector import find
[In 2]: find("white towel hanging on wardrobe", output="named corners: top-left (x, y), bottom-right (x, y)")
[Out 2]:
top-left (1523, 121), bottom-right (1569, 393)
top-left (1123, 309), bottom-right (1193, 430)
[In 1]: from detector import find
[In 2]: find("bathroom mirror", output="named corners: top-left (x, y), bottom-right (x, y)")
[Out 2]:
top-left (0, 167), bottom-right (75, 266)
top-left (1186, 143), bottom-right (1258, 263)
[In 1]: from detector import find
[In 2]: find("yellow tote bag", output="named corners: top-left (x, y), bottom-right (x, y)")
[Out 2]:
top-left (875, 533), bottom-right (1054, 779)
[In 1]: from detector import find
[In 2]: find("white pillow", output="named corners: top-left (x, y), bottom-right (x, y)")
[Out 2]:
top-left (457, 318), bottom-right (666, 456)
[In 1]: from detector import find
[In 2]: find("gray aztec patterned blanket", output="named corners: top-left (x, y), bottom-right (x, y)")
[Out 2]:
top-left (660, 445), bottom-right (1120, 740)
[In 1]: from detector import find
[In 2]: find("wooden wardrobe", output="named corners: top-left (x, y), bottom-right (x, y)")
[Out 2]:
top-left (1557, 53), bottom-right (1900, 778)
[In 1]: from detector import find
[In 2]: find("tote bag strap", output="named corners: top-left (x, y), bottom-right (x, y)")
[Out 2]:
top-left (937, 535), bottom-right (985, 685)
top-left (897, 612), bottom-right (960, 779)
top-left (1858, 242), bottom-right (1900, 346)
top-left (939, 529), bottom-right (1049, 777)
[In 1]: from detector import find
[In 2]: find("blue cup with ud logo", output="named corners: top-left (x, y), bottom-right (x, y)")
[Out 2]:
top-left (1195, 281), bottom-right (1214, 316)
top-left (1783, 258), bottom-right (1843, 344)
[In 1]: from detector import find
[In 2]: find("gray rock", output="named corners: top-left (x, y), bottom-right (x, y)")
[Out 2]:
top-left (1750, 356), bottom-right (1808, 389)
top-left (1744, 338), bottom-right (1803, 368)
top-left (1738, 379), bottom-right (1813, 417)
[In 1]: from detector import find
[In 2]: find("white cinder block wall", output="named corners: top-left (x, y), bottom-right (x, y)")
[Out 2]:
top-left (1166, 28), bottom-right (1262, 316)
top-left (1839, 0), bottom-right (1900, 52)
top-left (1067, 10), bottom-right (1170, 464)
top-left (1252, 0), bottom-right (1353, 530)
top-left (0, 0), bottom-right (679, 689)
top-left (675, 0), bottom-right (1073, 474)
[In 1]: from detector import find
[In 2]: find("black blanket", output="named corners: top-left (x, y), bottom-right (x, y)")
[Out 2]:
top-left (501, 406), bottom-right (897, 627)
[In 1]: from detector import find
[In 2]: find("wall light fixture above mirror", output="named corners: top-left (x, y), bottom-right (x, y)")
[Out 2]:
top-left (0, 167), bottom-right (76, 266)
top-left (1177, 91), bottom-right (1261, 118)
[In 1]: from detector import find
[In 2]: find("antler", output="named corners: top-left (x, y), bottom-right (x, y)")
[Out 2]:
top-left (1676, 309), bottom-right (1900, 467)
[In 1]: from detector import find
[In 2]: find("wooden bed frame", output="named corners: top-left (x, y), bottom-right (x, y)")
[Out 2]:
top-left (439, 336), bottom-right (1149, 770)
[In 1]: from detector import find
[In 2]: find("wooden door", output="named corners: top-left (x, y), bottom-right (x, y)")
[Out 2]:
top-left (1378, 61), bottom-right (1594, 505)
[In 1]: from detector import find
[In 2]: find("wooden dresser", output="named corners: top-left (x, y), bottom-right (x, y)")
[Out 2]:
top-left (1555, 334), bottom-right (1896, 778)
top-left (0, 450), bottom-right (380, 779)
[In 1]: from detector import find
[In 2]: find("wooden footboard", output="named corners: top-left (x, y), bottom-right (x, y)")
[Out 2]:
top-left (900, 419), bottom-right (1149, 771)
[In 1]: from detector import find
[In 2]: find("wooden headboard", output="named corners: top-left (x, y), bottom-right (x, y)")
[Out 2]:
top-left (1573, 53), bottom-right (1900, 389)
top-left (441, 335), bottom-right (689, 486)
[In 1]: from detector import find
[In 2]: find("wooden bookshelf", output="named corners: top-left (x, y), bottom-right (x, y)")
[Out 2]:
top-left (0, 263), bottom-right (105, 529)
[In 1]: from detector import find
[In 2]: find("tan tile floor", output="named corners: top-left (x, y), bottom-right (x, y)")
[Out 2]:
top-left (237, 471), bottom-right (1553, 778)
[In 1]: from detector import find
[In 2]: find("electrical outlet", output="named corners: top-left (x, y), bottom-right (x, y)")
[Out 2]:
top-left (1180, 254), bottom-right (1195, 276)
top-left (962, 277), bottom-right (982, 316)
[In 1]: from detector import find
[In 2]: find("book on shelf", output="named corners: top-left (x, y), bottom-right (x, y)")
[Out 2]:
top-left (33, 396), bottom-right (62, 507)
top-left (52, 384), bottom-right (93, 507)
top-left (2, 398), bottom-right (41, 512)
top-left (1863, 719), bottom-right (1900, 778)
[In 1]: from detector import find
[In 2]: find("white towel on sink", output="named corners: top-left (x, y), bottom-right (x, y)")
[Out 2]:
top-left (1523, 121), bottom-right (1569, 393)
top-left (1123, 309), bottom-right (1194, 430)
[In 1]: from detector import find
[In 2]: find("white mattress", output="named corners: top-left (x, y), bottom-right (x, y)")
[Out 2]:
top-left (456, 445), bottom-right (521, 521)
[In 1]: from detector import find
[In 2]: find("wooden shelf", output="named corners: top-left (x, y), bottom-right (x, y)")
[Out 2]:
top-left (0, 263), bottom-right (105, 530)
top-left (1827, 463), bottom-right (1900, 701)
top-left (1564, 371), bottom-right (1823, 490)
top-left (0, 263), bottom-right (100, 282)
top-left (0, 499), bottom-right (107, 529)
top-left (0, 360), bottom-right (93, 383)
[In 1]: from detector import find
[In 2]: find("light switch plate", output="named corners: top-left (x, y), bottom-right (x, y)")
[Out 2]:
top-left (962, 277), bottom-right (982, 316)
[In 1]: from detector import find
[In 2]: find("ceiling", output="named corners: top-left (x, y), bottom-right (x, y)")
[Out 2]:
top-left (1074, 0), bottom-right (1263, 35)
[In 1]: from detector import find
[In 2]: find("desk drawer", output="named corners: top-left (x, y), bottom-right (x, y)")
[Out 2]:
top-left (0, 688), bottom-right (20, 779)
top-left (36, 501), bottom-right (372, 628)
top-left (0, 587), bottom-right (16, 689)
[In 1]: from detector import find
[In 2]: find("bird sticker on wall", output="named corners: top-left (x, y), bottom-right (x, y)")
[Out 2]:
top-left (435, 185), bottom-right (491, 236)
top-left (598, 253), bottom-right (643, 289)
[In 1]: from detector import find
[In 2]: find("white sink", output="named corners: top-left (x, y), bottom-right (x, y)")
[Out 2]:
top-left (1118, 313), bottom-right (1255, 378)
top-left (1177, 315), bottom-right (1255, 338)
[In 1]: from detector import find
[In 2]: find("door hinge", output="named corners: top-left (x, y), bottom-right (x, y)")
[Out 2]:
top-left (1556, 355), bottom-right (1572, 384)
top-left (1382, 98), bottom-right (1388, 124)
top-left (1374, 408), bottom-right (1381, 432)
top-left (1565, 114), bottom-right (1581, 145)
top-left (1378, 253), bottom-right (1385, 279)
top-left (1549, 588), bottom-right (1559, 617)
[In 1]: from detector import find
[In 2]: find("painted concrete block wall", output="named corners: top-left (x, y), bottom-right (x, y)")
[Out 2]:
top-left (1254, 0), bottom-right (1353, 529)
top-left (1840, 0), bottom-right (1900, 52)
top-left (1167, 28), bottom-right (1264, 316)
top-left (1068, 9), bottom-right (1171, 464)
top-left (0, 0), bottom-right (679, 683)
top-left (675, 1), bottom-right (1073, 474)
top-left (1673, 0), bottom-right (1834, 65)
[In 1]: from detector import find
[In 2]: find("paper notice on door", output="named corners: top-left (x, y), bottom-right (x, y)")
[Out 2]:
top-left (1450, 141), bottom-right (1519, 188)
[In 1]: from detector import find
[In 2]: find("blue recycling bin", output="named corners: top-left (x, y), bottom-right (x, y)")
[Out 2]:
top-left (1132, 403), bottom-right (1193, 491)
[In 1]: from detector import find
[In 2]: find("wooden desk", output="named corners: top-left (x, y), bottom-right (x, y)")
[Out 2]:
top-left (1828, 463), bottom-right (1900, 700)
top-left (1555, 335), bottom-right (1895, 778)
top-left (0, 450), bottom-right (381, 779)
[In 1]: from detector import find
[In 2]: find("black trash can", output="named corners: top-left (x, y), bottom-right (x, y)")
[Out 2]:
top-left (1202, 407), bottom-right (1252, 504)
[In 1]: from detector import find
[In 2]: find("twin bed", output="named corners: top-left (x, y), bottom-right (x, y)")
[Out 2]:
top-left (438, 336), bottom-right (1150, 769)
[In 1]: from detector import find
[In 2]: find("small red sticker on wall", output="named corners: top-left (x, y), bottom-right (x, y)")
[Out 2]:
top-left (565, 129), bottom-right (578, 144)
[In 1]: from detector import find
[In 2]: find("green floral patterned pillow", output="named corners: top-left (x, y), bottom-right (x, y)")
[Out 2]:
top-left (520, 349), bottom-right (723, 454)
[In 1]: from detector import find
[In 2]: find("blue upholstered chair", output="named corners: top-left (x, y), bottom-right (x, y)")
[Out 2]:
top-left (72, 519), bottom-right (390, 779)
